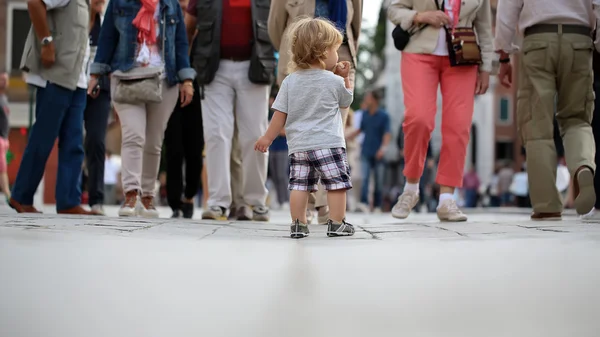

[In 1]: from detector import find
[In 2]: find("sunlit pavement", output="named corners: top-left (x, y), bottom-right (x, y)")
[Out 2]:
top-left (1, 205), bottom-right (599, 337)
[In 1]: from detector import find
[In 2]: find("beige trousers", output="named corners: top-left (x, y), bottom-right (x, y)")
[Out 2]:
top-left (308, 45), bottom-right (355, 209)
top-left (518, 31), bottom-right (596, 213)
top-left (112, 79), bottom-right (179, 196)
top-left (201, 60), bottom-right (269, 209)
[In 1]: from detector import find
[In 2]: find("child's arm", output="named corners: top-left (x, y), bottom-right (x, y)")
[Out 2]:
top-left (255, 111), bottom-right (287, 153)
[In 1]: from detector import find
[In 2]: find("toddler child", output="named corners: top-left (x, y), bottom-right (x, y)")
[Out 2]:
top-left (255, 17), bottom-right (354, 239)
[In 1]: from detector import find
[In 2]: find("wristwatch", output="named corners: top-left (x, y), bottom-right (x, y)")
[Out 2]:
top-left (41, 36), bottom-right (53, 46)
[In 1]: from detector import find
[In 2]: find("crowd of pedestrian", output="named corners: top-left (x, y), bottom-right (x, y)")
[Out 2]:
top-left (3, 0), bottom-right (600, 238)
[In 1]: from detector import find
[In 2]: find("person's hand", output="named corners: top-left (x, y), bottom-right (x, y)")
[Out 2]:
top-left (41, 43), bottom-right (56, 68)
top-left (414, 11), bottom-right (451, 28)
top-left (179, 80), bottom-right (194, 107)
top-left (254, 136), bottom-right (272, 153)
top-left (498, 62), bottom-right (513, 88)
top-left (334, 61), bottom-right (351, 78)
top-left (376, 148), bottom-right (385, 160)
top-left (87, 75), bottom-right (100, 98)
top-left (475, 71), bottom-right (490, 95)
top-left (91, 0), bottom-right (105, 14)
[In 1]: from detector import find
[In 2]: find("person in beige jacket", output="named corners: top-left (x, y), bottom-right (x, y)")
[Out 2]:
top-left (387, 0), bottom-right (494, 222)
top-left (268, 0), bottom-right (362, 224)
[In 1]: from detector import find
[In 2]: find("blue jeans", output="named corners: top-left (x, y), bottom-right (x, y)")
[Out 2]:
top-left (360, 156), bottom-right (385, 208)
top-left (12, 83), bottom-right (86, 211)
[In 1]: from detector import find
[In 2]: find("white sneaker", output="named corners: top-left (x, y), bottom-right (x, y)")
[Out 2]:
top-left (391, 191), bottom-right (419, 219)
top-left (582, 209), bottom-right (600, 222)
top-left (356, 203), bottom-right (369, 213)
top-left (202, 206), bottom-right (226, 220)
top-left (118, 191), bottom-right (139, 217)
top-left (91, 204), bottom-right (105, 216)
top-left (373, 207), bottom-right (382, 214)
top-left (139, 196), bottom-right (159, 218)
top-left (437, 199), bottom-right (467, 222)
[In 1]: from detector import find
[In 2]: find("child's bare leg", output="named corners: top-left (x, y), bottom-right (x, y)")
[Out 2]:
top-left (327, 189), bottom-right (347, 222)
top-left (290, 190), bottom-right (310, 223)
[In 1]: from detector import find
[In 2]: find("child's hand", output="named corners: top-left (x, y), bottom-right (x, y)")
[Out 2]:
top-left (334, 61), bottom-right (351, 78)
top-left (254, 136), bottom-right (272, 153)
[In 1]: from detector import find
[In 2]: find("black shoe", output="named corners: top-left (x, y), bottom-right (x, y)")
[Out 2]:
top-left (290, 219), bottom-right (310, 239)
top-left (181, 202), bottom-right (194, 219)
top-left (171, 210), bottom-right (181, 218)
top-left (326, 219), bottom-right (355, 237)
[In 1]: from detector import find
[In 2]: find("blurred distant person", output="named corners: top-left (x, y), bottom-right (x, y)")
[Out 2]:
top-left (0, 72), bottom-right (11, 200)
top-left (267, 89), bottom-right (289, 209)
top-left (103, 150), bottom-right (120, 205)
top-left (583, 42), bottom-right (600, 221)
top-left (497, 161), bottom-right (514, 206)
top-left (269, 0), bottom-right (363, 223)
top-left (348, 91), bottom-right (391, 213)
top-left (388, 0), bottom-right (494, 222)
top-left (462, 166), bottom-right (480, 208)
top-left (510, 165), bottom-right (530, 208)
top-left (495, 0), bottom-right (599, 220)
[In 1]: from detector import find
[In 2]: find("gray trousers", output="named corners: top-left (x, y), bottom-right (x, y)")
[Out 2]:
top-left (269, 151), bottom-right (289, 205)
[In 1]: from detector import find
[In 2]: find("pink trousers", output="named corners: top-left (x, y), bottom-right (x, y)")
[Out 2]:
top-left (401, 53), bottom-right (478, 188)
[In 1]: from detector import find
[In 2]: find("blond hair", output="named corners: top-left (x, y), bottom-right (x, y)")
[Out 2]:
top-left (286, 17), bottom-right (344, 74)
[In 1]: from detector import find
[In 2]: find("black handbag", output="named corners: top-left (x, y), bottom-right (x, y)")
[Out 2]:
top-left (392, 24), bottom-right (428, 51)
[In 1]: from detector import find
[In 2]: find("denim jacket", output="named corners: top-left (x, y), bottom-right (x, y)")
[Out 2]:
top-left (90, 0), bottom-right (196, 87)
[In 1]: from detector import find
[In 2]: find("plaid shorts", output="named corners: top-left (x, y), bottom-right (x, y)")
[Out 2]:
top-left (289, 148), bottom-right (352, 192)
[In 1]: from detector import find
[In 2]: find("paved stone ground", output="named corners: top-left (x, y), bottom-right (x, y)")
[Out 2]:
top-left (1, 205), bottom-right (600, 337)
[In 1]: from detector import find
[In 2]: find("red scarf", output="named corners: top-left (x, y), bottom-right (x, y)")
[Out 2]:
top-left (133, 0), bottom-right (159, 45)
top-left (445, 0), bottom-right (461, 35)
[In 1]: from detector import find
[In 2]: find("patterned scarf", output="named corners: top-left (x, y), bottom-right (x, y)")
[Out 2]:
top-left (133, 0), bottom-right (159, 44)
top-left (328, 0), bottom-right (347, 32)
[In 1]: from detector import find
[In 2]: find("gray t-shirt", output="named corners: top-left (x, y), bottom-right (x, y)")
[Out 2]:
top-left (272, 69), bottom-right (353, 155)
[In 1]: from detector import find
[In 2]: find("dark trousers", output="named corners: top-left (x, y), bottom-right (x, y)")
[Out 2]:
top-left (268, 150), bottom-right (289, 205)
top-left (84, 90), bottom-right (111, 206)
top-left (164, 80), bottom-right (203, 211)
top-left (593, 52), bottom-right (600, 209)
top-left (12, 84), bottom-right (86, 210)
top-left (361, 156), bottom-right (385, 208)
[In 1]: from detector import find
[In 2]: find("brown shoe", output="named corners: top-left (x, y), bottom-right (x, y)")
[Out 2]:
top-left (58, 205), bottom-right (95, 215)
top-left (573, 166), bottom-right (596, 215)
top-left (531, 212), bottom-right (562, 221)
top-left (9, 198), bottom-right (42, 213)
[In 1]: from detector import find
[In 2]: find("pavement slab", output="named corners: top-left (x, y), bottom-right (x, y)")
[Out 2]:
top-left (1, 205), bottom-right (600, 337)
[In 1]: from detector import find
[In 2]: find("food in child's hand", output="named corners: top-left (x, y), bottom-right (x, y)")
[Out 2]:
top-left (334, 61), bottom-right (351, 78)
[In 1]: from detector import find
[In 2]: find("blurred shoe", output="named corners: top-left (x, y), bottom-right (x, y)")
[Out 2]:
top-left (582, 209), bottom-right (600, 222)
top-left (181, 202), bottom-right (194, 219)
top-left (58, 205), bottom-right (95, 215)
top-left (573, 167), bottom-right (595, 215)
top-left (202, 206), bottom-right (226, 220)
top-left (253, 206), bottom-right (270, 222)
top-left (9, 198), bottom-right (42, 214)
top-left (119, 191), bottom-right (138, 217)
top-left (391, 191), bottom-right (419, 219)
top-left (373, 207), bottom-right (382, 214)
top-left (290, 219), bottom-right (309, 239)
top-left (237, 205), bottom-right (253, 221)
top-left (355, 203), bottom-right (369, 213)
top-left (171, 210), bottom-right (181, 218)
top-left (531, 212), bottom-right (562, 221)
top-left (437, 199), bottom-right (467, 222)
top-left (90, 204), bottom-right (105, 216)
top-left (306, 209), bottom-right (315, 224)
top-left (317, 206), bottom-right (329, 224)
top-left (140, 196), bottom-right (159, 218)
top-left (228, 206), bottom-right (238, 220)
top-left (280, 202), bottom-right (290, 210)
top-left (326, 219), bottom-right (355, 237)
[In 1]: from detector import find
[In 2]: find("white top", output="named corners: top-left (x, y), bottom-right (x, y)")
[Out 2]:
top-left (104, 156), bottom-right (121, 185)
top-left (432, 2), bottom-right (454, 56)
top-left (271, 69), bottom-right (354, 155)
top-left (25, 0), bottom-right (90, 90)
top-left (135, 5), bottom-right (164, 68)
